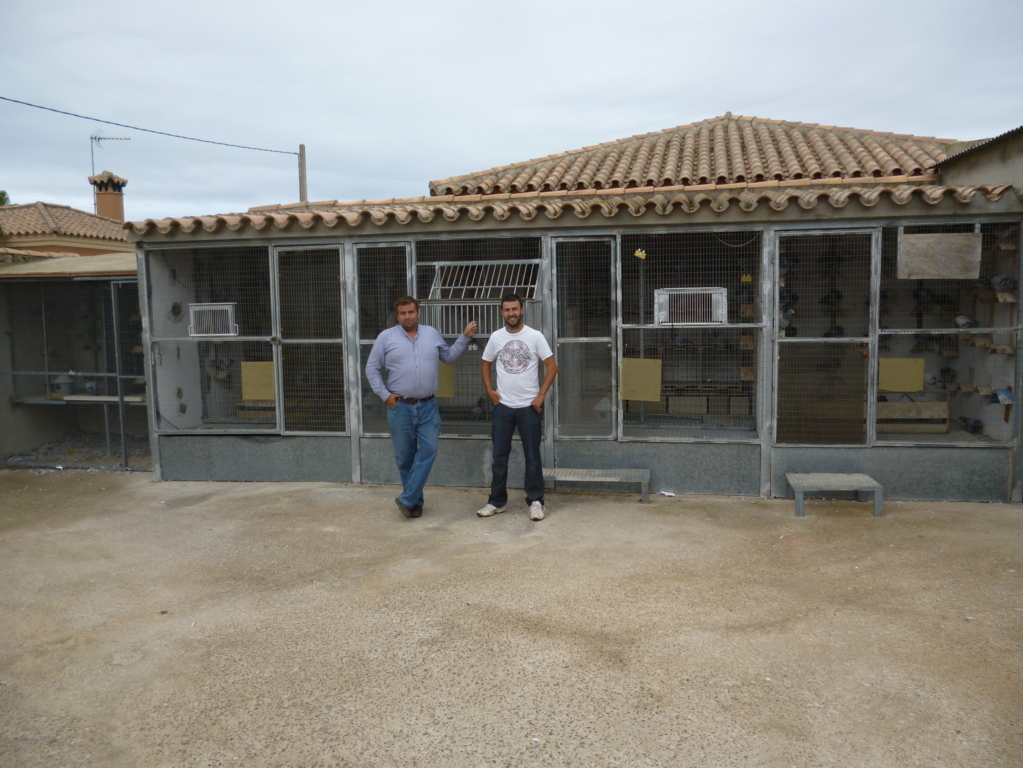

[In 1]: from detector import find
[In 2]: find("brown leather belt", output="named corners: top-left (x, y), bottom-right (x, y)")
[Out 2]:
top-left (397, 395), bottom-right (434, 404)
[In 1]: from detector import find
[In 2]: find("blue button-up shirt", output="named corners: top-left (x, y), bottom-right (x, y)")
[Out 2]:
top-left (365, 323), bottom-right (471, 401)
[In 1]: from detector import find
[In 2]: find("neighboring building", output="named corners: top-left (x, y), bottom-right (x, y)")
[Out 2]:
top-left (127, 115), bottom-right (1023, 501)
top-left (0, 173), bottom-right (147, 467)
top-left (0, 172), bottom-right (132, 256)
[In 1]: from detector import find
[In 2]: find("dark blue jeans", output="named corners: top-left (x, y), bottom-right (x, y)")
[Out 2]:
top-left (386, 399), bottom-right (441, 509)
top-left (488, 403), bottom-right (543, 508)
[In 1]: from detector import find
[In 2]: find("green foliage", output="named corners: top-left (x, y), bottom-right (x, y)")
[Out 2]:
top-left (0, 190), bottom-right (11, 206)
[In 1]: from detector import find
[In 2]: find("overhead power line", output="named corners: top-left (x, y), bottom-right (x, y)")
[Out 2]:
top-left (0, 95), bottom-right (298, 156)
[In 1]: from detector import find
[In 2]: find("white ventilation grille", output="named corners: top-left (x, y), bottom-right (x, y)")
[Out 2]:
top-left (188, 302), bottom-right (239, 336)
top-left (419, 260), bottom-right (540, 335)
top-left (654, 288), bottom-right (728, 324)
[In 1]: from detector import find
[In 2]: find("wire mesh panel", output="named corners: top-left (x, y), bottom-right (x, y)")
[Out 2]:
top-left (557, 342), bottom-right (615, 437)
top-left (777, 233), bottom-right (871, 339)
top-left (880, 224), bottom-right (1018, 331)
top-left (113, 282), bottom-right (147, 397)
top-left (876, 330), bottom-right (1018, 443)
top-left (556, 240), bottom-right (613, 340)
top-left (6, 283), bottom-right (46, 399)
top-left (150, 339), bottom-right (275, 431)
top-left (357, 245), bottom-right (409, 340)
top-left (280, 343), bottom-right (345, 432)
top-left (276, 248), bottom-right (346, 433)
top-left (356, 245), bottom-right (409, 436)
top-left (776, 342), bottom-right (868, 445)
top-left (416, 237), bottom-right (541, 264)
top-left (145, 246), bottom-right (276, 433)
top-left (621, 328), bottom-right (757, 439)
top-left (278, 249), bottom-right (343, 340)
top-left (147, 247), bottom-right (271, 340)
top-left (2, 279), bottom-right (150, 469)
top-left (436, 344), bottom-right (491, 438)
top-left (414, 237), bottom-right (544, 437)
top-left (556, 239), bottom-right (614, 438)
top-left (621, 232), bottom-right (762, 325)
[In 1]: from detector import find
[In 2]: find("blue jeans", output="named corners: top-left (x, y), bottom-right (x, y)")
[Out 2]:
top-left (386, 399), bottom-right (442, 508)
top-left (488, 403), bottom-right (544, 508)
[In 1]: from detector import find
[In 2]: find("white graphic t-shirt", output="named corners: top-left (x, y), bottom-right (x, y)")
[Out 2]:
top-left (482, 325), bottom-right (553, 409)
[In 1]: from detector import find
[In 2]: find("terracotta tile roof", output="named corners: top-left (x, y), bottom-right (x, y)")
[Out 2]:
top-left (429, 115), bottom-right (956, 196)
top-left (0, 202), bottom-right (128, 242)
top-left (127, 181), bottom-right (1012, 237)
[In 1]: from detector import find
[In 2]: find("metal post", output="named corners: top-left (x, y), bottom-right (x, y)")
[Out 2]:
top-left (111, 282), bottom-right (129, 467)
top-left (298, 144), bottom-right (308, 202)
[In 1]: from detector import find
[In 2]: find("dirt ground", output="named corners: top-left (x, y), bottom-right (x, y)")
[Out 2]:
top-left (1, 468), bottom-right (1021, 768)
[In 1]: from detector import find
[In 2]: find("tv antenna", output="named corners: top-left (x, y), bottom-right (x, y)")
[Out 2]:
top-left (90, 133), bottom-right (131, 175)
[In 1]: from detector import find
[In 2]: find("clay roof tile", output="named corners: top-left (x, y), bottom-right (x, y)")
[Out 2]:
top-left (428, 115), bottom-right (961, 197)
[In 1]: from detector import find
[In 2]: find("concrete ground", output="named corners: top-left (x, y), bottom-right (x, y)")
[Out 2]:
top-left (1, 468), bottom-right (1021, 768)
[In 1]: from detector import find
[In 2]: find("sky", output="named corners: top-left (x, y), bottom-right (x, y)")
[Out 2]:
top-left (2, 0), bottom-right (1022, 223)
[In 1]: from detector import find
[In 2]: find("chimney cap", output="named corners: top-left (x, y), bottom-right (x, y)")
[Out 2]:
top-left (89, 171), bottom-right (128, 192)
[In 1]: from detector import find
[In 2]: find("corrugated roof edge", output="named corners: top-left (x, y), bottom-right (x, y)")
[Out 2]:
top-left (930, 125), bottom-right (1023, 168)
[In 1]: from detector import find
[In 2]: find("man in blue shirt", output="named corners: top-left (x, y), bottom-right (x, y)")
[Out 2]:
top-left (366, 296), bottom-right (477, 519)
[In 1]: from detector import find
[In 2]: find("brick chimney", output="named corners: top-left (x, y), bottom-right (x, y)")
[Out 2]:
top-left (89, 170), bottom-right (128, 222)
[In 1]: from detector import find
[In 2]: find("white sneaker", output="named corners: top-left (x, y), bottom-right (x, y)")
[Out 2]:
top-left (476, 503), bottom-right (504, 517)
top-left (529, 501), bottom-right (546, 521)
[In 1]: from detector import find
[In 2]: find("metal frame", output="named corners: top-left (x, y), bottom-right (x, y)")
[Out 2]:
top-left (134, 211), bottom-right (1022, 497)
top-left (551, 235), bottom-right (618, 441)
top-left (271, 243), bottom-right (348, 437)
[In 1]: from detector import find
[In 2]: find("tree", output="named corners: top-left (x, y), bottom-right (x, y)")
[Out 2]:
top-left (0, 190), bottom-right (11, 206)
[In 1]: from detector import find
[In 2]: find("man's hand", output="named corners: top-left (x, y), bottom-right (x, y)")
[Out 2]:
top-left (531, 394), bottom-right (545, 413)
top-left (463, 320), bottom-right (478, 337)
top-left (487, 390), bottom-right (502, 406)
top-left (385, 393), bottom-right (399, 408)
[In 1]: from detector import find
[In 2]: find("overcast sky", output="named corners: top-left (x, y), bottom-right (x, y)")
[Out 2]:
top-left (2, 0), bottom-right (1022, 222)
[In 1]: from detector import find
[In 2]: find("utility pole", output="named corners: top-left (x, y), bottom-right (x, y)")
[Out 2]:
top-left (298, 144), bottom-right (308, 202)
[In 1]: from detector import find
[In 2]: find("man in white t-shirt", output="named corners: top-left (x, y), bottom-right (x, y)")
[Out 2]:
top-left (477, 293), bottom-right (558, 521)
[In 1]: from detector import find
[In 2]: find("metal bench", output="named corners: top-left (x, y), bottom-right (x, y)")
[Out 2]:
top-left (543, 468), bottom-right (651, 503)
top-left (785, 472), bottom-right (884, 517)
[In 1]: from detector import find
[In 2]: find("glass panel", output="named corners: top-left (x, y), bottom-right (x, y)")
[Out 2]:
top-left (621, 232), bottom-right (762, 325)
top-left (281, 342), bottom-right (345, 432)
top-left (876, 330), bottom-right (1016, 444)
top-left (278, 249), bottom-right (342, 340)
top-left (557, 342), bottom-right (614, 438)
top-left (621, 328), bottom-right (757, 440)
top-left (776, 342), bottom-right (867, 445)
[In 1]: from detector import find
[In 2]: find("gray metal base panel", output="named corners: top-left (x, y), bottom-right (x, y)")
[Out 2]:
top-left (158, 435), bottom-right (351, 482)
